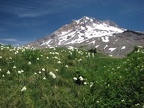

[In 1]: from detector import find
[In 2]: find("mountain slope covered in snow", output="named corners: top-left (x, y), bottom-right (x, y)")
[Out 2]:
top-left (27, 16), bottom-right (144, 57)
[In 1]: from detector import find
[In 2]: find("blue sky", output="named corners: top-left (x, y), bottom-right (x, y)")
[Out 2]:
top-left (0, 0), bottom-right (144, 46)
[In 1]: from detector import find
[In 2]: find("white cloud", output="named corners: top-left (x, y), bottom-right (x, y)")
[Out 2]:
top-left (0, 0), bottom-right (98, 18)
top-left (1, 38), bottom-right (18, 42)
top-left (0, 38), bottom-right (32, 46)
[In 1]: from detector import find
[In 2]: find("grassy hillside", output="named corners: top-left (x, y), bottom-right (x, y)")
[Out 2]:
top-left (0, 44), bottom-right (144, 108)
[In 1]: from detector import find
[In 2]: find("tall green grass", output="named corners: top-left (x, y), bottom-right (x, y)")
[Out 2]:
top-left (0, 44), bottom-right (144, 107)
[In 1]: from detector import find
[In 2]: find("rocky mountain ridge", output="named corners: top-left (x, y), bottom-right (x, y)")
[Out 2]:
top-left (26, 16), bottom-right (144, 57)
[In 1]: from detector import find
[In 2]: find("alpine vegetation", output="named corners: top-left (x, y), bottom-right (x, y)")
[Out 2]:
top-left (0, 44), bottom-right (144, 107)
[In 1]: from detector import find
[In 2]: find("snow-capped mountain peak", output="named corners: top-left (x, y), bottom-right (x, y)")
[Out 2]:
top-left (41, 16), bottom-right (125, 46)
top-left (26, 16), bottom-right (144, 57)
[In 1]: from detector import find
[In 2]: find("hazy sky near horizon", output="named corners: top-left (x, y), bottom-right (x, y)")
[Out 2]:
top-left (0, 0), bottom-right (144, 45)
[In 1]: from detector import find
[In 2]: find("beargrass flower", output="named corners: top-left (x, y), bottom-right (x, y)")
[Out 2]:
top-left (88, 53), bottom-right (91, 57)
top-left (57, 61), bottom-right (61, 64)
top-left (18, 69), bottom-right (24, 74)
top-left (73, 77), bottom-right (77, 81)
top-left (9, 49), bottom-right (13, 52)
top-left (0, 56), bottom-right (2, 59)
top-left (2, 74), bottom-right (5, 77)
top-left (9, 57), bottom-right (12, 59)
top-left (55, 52), bottom-right (59, 55)
top-left (0, 69), bottom-right (1, 71)
top-left (117, 66), bottom-right (120, 69)
top-left (36, 58), bottom-right (40, 60)
top-left (55, 69), bottom-right (58, 72)
top-left (121, 99), bottom-right (125, 102)
top-left (49, 71), bottom-right (56, 79)
top-left (42, 68), bottom-right (45, 71)
top-left (83, 82), bottom-right (87, 85)
top-left (79, 76), bottom-right (84, 81)
top-left (18, 70), bottom-right (22, 74)
top-left (78, 59), bottom-right (82, 62)
top-left (65, 65), bottom-right (68, 68)
top-left (39, 71), bottom-right (41, 74)
top-left (15, 51), bottom-right (19, 54)
top-left (54, 56), bottom-right (59, 59)
top-left (135, 103), bottom-right (140, 106)
top-left (96, 101), bottom-right (100, 103)
top-left (21, 86), bottom-right (26, 92)
top-left (13, 66), bottom-right (16, 69)
top-left (7, 70), bottom-right (10, 74)
top-left (43, 76), bottom-right (46, 80)
top-left (21, 69), bottom-right (24, 73)
top-left (28, 61), bottom-right (31, 65)
top-left (90, 82), bottom-right (93, 87)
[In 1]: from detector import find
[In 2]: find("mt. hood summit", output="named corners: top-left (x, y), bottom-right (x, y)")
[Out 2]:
top-left (27, 16), bottom-right (144, 57)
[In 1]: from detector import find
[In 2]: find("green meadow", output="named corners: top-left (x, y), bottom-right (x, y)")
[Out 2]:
top-left (0, 44), bottom-right (144, 108)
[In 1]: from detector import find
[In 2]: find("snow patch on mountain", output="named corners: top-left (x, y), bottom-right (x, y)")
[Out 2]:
top-left (41, 16), bottom-right (125, 46)
top-left (121, 46), bottom-right (126, 50)
top-left (104, 45), bottom-right (108, 49)
top-left (101, 36), bottom-right (109, 42)
top-left (109, 48), bottom-right (117, 52)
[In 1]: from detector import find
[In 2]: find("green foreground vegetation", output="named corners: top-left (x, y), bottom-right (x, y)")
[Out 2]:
top-left (0, 44), bottom-right (144, 108)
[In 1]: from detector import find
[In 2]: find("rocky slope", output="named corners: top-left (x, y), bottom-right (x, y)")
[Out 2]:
top-left (26, 16), bottom-right (144, 57)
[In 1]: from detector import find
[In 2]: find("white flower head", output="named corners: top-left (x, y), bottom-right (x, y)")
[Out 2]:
top-left (7, 70), bottom-right (10, 74)
top-left (9, 57), bottom-right (12, 59)
top-left (0, 69), bottom-right (1, 71)
top-left (88, 53), bottom-right (91, 57)
top-left (13, 66), bottom-right (16, 69)
top-left (55, 56), bottom-right (59, 59)
top-left (96, 101), bottom-right (100, 103)
top-left (90, 82), bottom-right (93, 87)
top-left (135, 103), bottom-right (140, 106)
top-left (21, 86), bottom-right (26, 92)
top-left (39, 71), bottom-right (41, 74)
top-left (49, 71), bottom-right (56, 79)
top-left (121, 99), bottom-right (125, 102)
top-left (15, 51), bottom-right (19, 54)
top-left (65, 65), bottom-right (68, 68)
top-left (36, 58), bottom-right (40, 60)
top-left (43, 76), bottom-right (46, 80)
top-left (28, 61), bottom-right (31, 65)
top-left (18, 70), bottom-right (22, 74)
top-left (73, 77), bottom-right (77, 81)
top-left (79, 76), bottom-right (84, 81)
top-left (117, 66), bottom-right (120, 69)
top-left (55, 69), bottom-right (58, 72)
top-left (42, 68), bottom-right (45, 71)
top-left (21, 69), bottom-right (24, 73)
top-left (57, 61), bottom-right (61, 64)
top-left (2, 74), bottom-right (5, 77)
top-left (78, 59), bottom-right (82, 62)
top-left (0, 56), bottom-right (2, 59)
top-left (83, 82), bottom-right (87, 85)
